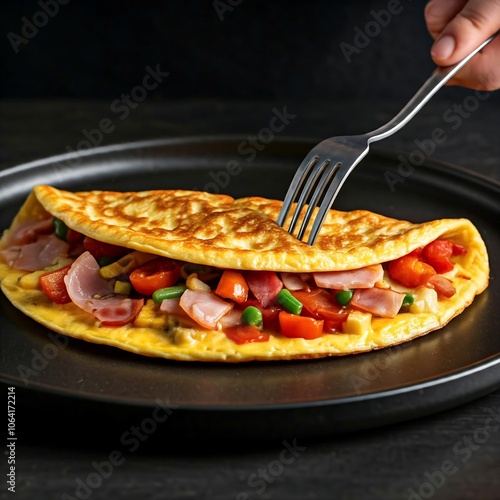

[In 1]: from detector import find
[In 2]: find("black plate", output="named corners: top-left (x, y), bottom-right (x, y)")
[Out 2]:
top-left (1, 136), bottom-right (499, 440)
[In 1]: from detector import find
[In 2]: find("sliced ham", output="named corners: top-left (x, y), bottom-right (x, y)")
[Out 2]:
top-left (313, 264), bottom-right (384, 290)
top-left (1, 234), bottom-right (69, 271)
top-left (0, 247), bottom-right (21, 267)
top-left (5, 217), bottom-right (54, 246)
top-left (217, 308), bottom-right (242, 329)
top-left (350, 287), bottom-right (405, 318)
top-left (65, 251), bottom-right (114, 300)
top-left (179, 289), bottom-right (233, 329)
top-left (245, 271), bottom-right (283, 307)
top-left (427, 274), bottom-right (456, 299)
top-left (159, 297), bottom-right (200, 329)
top-left (280, 272), bottom-right (309, 291)
top-left (64, 251), bottom-right (143, 326)
top-left (160, 297), bottom-right (185, 316)
top-left (92, 297), bottom-right (144, 326)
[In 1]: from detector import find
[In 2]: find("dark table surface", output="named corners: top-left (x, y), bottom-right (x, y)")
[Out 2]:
top-left (0, 98), bottom-right (499, 500)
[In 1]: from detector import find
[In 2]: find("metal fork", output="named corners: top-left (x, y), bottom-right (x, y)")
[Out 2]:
top-left (277, 32), bottom-right (498, 245)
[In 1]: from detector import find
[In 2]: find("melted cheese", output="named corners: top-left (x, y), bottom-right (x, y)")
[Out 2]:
top-left (0, 186), bottom-right (490, 362)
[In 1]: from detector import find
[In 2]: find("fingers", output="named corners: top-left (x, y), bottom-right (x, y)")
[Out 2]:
top-left (444, 36), bottom-right (500, 90)
top-left (425, 0), bottom-right (500, 90)
top-left (428, 0), bottom-right (500, 64)
top-left (425, 0), bottom-right (468, 39)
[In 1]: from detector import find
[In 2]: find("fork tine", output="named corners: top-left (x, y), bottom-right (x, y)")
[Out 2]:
top-left (276, 154), bottom-right (319, 227)
top-left (296, 161), bottom-right (341, 241)
top-left (306, 164), bottom-right (351, 245)
top-left (287, 158), bottom-right (331, 234)
top-left (307, 149), bottom-right (371, 245)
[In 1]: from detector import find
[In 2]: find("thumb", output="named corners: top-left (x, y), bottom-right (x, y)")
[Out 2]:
top-left (429, 0), bottom-right (500, 66)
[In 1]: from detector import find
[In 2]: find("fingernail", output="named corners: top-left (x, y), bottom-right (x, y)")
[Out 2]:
top-left (431, 35), bottom-right (456, 60)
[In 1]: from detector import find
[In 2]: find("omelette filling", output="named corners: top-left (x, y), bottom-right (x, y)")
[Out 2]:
top-left (1, 216), bottom-right (469, 345)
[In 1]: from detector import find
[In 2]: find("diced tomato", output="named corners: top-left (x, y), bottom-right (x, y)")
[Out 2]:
top-left (422, 240), bottom-right (452, 273)
top-left (66, 229), bottom-right (84, 245)
top-left (422, 239), bottom-right (468, 274)
top-left (408, 247), bottom-right (423, 258)
top-left (245, 271), bottom-right (283, 307)
top-left (317, 306), bottom-right (349, 331)
top-left (291, 288), bottom-right (348, 331)
top-left (427, 274), bottom-right (456, 299)
top-left (388, 255), bottom-right (436, 288)
top-left (451, 242), bottom-right (468, 256)
top-left (82, 236), bottom-right (128, 260)
top-left (215, 270), bottom-right (249, 303)
top-left (224, 325), bottom-right (270, 345)
top-left (292, 288), bottom-right (338, 316)
top-left (66, 229), bottom-right (85, 255)
top-left (39, 264), bottom-right (72, 304)
top-left (279, 311), bottom-right (324, 339)
top-left (130, 257), bottom-right (181, 296)
top-left (323, 319), bottom-right (344, 334)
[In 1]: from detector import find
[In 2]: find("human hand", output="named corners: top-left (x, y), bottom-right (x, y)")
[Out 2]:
top-left (425, 0), bottom-right (500, 90)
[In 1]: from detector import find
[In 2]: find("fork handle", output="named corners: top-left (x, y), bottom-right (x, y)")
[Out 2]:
top-left (366, 31), bottom-right (499, 143)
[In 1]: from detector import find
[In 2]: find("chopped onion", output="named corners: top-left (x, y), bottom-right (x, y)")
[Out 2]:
top-left (281, 272), bottom-right (308, 291)
top-left (186, 273), bottom-right (211, 292)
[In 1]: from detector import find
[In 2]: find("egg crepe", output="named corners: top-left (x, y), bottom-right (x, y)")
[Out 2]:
top-left (0, 185), bottom-right (490, 362)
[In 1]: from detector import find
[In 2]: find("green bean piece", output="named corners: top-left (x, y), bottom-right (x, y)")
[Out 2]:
top-left (52, 217), bottom-right (68, 241)
top-left (241, 306), bottom-right (263, 328)
top-left (152, 285), bottom-right (187, 304)
top-left (335, 290), bottom-right (353, 307)
top-left (402, 293), bottom-right (414, 307)
top-left (276, 289), bottom-right (303, 315)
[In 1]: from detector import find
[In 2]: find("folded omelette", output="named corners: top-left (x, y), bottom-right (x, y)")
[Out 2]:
top-left (0, 185), bottom-right (489, 362)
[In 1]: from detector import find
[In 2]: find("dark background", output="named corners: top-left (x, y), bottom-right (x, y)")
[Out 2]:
top-left (3, 0), bottom-right (497, 102)
top-left (2, 0), bottom-right (499, 173)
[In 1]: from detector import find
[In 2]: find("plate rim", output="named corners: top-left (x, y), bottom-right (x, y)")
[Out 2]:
top-left (1, 352), bottom-right (499, 411)
top-left (0, 135), bottom-right (498, 415)
top-left (1, 134), bottom-right (499, 189)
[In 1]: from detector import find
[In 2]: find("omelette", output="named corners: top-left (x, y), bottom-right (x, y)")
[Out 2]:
top-left (0, 185), bottom-right (490, 362)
